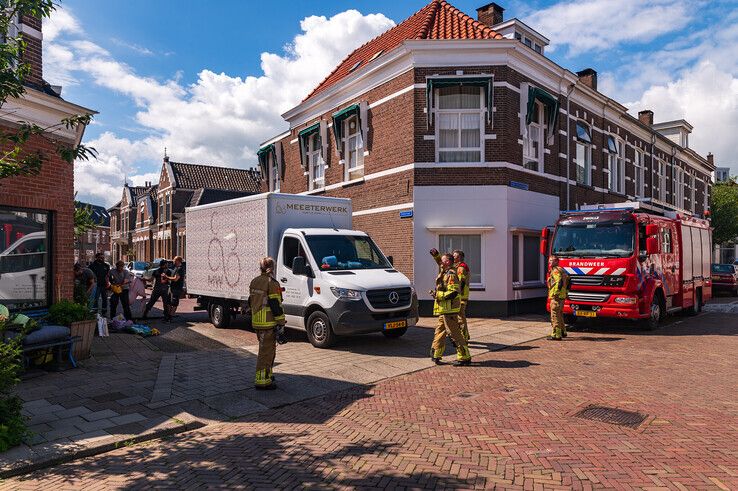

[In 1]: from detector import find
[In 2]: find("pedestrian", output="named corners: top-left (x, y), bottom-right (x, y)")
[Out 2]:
top-left (429, 253), bottom-right (471, 366)
top-left (165, 256), bottom-right (186, 319)
top-left (89, 252), bottom-right (110, 316)
top-left (547, 257), bottom-right (570, 341)
top-left (452, 249), bottom-right (471, 341)
top-left (249, 257), bottom-right (286, 390)
top-left (142, 260), bottom-right (172, 321)
top-left (73, 263), bottom-right (96, 309)
top-left (109, 260), bottom-right (133, 321)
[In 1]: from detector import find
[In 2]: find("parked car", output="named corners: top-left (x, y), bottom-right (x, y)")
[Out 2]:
top-left (711, 263), bottom-right (738, 296)
top-left (126, 261), bottom-right (149, 280)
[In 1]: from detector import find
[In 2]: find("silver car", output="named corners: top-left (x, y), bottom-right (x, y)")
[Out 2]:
top-left (126, 261), bottom-right (149, 280)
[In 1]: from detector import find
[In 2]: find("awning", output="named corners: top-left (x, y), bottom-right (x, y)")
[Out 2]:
top-left (298, 123), bottom-right (320, 170)
top-left (426, 76), bottom-right (493, 124)
top-left (525, 87), bottom-right (559, 137)
top-left (256, 143), bottom-right (275, 178)
top-left (332, 104), bottom-right (360, 148)
top-left (576, 121), bottom-right (592, 144)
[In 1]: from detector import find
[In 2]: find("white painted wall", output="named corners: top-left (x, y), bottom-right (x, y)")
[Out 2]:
top-left (413, 185), bottom-right (559, 303)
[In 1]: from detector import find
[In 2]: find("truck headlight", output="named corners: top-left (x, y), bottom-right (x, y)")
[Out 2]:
top-left (614, 296), bottom-right (637, 304)
top-left (330, 287), bottom-right (362, 301)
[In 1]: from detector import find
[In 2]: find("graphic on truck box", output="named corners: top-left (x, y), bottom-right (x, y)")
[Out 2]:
top-left (207, 211), bottom-right (241, 289)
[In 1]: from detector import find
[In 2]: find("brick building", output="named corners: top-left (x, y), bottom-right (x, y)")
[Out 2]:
top-left (109, 158), bottom-right (261, 263)
top-left (73, 202), bottom-right (110, 264)
top-left (258, 0), bottom-right (714, 315)
top-left (0, 14), bottom-right (94, 310)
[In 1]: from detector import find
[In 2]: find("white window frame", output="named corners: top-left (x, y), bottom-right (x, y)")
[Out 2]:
top-left (574, 121), bottom-right (592, 186)
top-left (268, 152), bottom-right (280, 192)
top-left (437, 232), bottom-right (485, 289)
top-left (343, 114), bottom-right (364, 181)
top-left (656, 158), bottom-right (667, 202)
top-left (511, 232), bottom-right (545, 287)
top-left (673, 166), bottom-right (684, 208)
top-left (307, 132), bottom-right (324, 191)
top-left (608, 136), bottom-right (625, 194)
top-left (689, 175), bottom-right (696, 213)
top-left (523, 100), bottom-right (544, 172)
top-left (634, 149), bottom-right (645, 198)
top-left (434, 86), bottom-right (485, 164)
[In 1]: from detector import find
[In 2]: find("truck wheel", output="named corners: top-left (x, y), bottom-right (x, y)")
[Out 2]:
top-left (210, 302), bottom-right (231, 329)
top-left (382, 327), bottom-right (408, 339)
top-left (643, 295), bottom-right (662, 331)
top-left (306, 311), bottom-right (335, 348)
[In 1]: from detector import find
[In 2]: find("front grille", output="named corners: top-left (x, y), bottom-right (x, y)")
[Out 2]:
top-left (570, 275), bottom-right (604, 286)
top-left (366, 287), bottom-right (412, 309)
top-left (568, 291), bottom-right (610, 303)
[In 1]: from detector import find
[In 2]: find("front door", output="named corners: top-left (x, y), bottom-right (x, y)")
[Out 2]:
top-left (277, 234), bottom-right (313, 329)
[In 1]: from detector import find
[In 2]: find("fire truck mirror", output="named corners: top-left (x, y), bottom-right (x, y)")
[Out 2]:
top-left (539, 238), bottom-right (548, 256)
top-left (645, 224), bottom-right (659, 237)
top-left (646, 237), bottom-right (660, 255)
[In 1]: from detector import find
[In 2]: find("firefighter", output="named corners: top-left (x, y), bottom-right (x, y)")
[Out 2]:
top-left (547, 257), bottom-right (569, 341)
top-left (429, 253), bottom-right (471, 366)
top-left (249, 257), bottom-right (287, 390)
top-left (452, 249), bottom-right (471, 341)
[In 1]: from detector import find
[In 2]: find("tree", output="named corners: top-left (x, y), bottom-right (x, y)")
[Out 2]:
top-left (710, 177), bottom-right (738, 246)
top-left (0, 1), bottom-right (96, 180)
top-left (73, 199), bottom-right (97, 239)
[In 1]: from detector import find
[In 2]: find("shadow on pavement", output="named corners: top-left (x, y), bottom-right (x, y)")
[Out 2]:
top-left (568, 312), bottom-right (737, 337)
top-left (472, 359), bottom-right (540, 369)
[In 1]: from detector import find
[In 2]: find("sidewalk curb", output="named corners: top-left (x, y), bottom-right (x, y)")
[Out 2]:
top-left (0, 420), bottom-right (206, 480)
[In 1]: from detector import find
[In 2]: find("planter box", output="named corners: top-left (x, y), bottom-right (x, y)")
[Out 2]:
top-left (69, 319), bottom-right (96, 360)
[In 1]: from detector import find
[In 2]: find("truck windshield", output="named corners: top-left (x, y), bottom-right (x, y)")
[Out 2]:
top-left (305, 235), bottom-right (391, 270)
top-left (551, 221), bottom-right (635, 258)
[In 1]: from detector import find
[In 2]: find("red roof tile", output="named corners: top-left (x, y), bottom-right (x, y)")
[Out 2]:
top-left (303, 0), bottom-right (502, 102)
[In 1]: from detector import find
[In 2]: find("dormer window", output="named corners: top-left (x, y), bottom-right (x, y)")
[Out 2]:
top-left (349, 60), bottom-right (362, 72)
top-left (534, 43), bottom-right (542, 54)
top-left (523, 37), bottom-right (532, 48)
top-left (369, 50), bottom-right (383, 62)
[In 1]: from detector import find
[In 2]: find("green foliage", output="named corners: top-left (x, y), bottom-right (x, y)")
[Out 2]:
top-left (47, 299), bottom-right (95, 327)
top-left (710, 178), bottom-right (738, 245)
top-left (0, 1), bottom-right (96, 180)
top-left (74, 199), bottom-right (97, 239)
top-left (73, 282), bottom-right (89, 306)
top-left (0, 313), bottom-right (31, 452)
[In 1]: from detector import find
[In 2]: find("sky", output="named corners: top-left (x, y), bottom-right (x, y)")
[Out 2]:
top-left (43, 0), bottom-right (738, 206)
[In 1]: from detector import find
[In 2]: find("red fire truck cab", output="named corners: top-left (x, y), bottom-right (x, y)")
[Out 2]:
top-left (541, 203), bottom-right (712, 329)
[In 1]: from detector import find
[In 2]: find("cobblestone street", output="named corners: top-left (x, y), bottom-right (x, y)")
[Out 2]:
top-left (2, 311), bottom-right (736, 490)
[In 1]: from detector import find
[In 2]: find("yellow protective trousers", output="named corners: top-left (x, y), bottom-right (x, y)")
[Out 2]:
top-left (431, 314), bottom-right (471, 361)
top-left (255, 328), bottom-right (276, 387)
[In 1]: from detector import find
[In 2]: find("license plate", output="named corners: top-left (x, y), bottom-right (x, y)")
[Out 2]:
top-left (384, 320), bottom-right (407, 330)
top-left (575, 310), bottom-right (597, 318)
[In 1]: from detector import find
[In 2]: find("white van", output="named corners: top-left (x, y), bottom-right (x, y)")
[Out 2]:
top-left (186, 193), bottom-right (418, 348)
top-left (0, 231), bottom-right (47, 305)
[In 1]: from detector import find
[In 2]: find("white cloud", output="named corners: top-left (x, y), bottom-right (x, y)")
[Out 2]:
top-left (46, 8), bottom-right (394, 207)
top-left (525, 0), bottom-right (692, 56)
top-left (111, 38), bottom-right (154, 56)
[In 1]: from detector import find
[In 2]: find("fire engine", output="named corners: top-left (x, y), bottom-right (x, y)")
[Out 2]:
top-left (540, 202), bottom-right (712, 329)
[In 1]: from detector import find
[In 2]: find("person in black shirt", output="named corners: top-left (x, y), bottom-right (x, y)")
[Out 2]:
top-left (165, 256), bottom-right (186, 319)
top-left (89, 253), bottom-right (110, 316)
top-left (143, 261), bottom-right (172, 321)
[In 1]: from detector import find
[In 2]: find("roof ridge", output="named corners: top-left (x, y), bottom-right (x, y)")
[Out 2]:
top-left (440, 0), bottom-right (503, 39)
top-left (169, 161), bottom-right (256, 173)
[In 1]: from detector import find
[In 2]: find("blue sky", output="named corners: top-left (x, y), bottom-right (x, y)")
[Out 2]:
top-left (44, 0), bottom-right (738, 205)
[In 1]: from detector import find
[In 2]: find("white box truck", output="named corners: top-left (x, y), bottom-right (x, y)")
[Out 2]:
top-left (186, 193), bottom-right (418, 348)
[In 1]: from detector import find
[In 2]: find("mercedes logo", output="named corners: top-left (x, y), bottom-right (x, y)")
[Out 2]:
top-left (388, 291), bottom-right (399, 304)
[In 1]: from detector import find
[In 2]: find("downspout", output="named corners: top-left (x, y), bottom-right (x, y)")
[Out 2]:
top-left (565, 82), bottom-right (576, 210)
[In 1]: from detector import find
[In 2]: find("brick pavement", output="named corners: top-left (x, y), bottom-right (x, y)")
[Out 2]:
top-left (2, 311), bottom-right (736, 489)
top-left (0, 313), bottom-right (549, 477)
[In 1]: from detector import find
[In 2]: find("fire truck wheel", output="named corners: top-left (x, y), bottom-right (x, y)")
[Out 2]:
top-left (643, 295), bottom-right (662, 331)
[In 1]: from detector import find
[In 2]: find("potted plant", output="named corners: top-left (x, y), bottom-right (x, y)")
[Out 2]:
top-left (47, 300), bottom-right (96, 360)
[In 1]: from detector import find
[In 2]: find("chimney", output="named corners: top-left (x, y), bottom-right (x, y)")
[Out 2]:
top-left (707, 153), bottom-right (714, 167)
top-left (638, 110), bottom-right (654, 126)
top-left (576, 68), bottom-right (597, 91)
top-left (477, 2), bottom-right (504, 27)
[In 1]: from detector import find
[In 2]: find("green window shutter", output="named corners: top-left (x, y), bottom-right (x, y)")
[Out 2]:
top-left (298, 123), bottom-right (320, 171)
top-left (256, 143), bottom-right (275, 178)
top-left (331, 104), bottom-right (360, 153)
top-left (425, 76), bottom-right (493, 126)
top-left (525, 86), bottom-right (560, 143)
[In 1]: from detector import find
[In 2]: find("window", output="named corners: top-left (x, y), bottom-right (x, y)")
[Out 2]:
top-left (344, 115), bottom-right (364, 180)
top-left (282, 236), bottom-right (304, 270)
top-left (534, 44), bottom-right (542, 54)
top-left (307, 132), bottom-right (324, 190)
top-left (523, 101), bottom-right (543, 171)
top-left (607, 136), bottom-right (624, 194)
top-left (268, 152), bottom-right (280, 192)
top-left (514, 32), bottom-right (522, 41)
top-left (438, 234), bottom-right (482, 286)
top-left (512, 233), bottom-right (543, 284)
top-left (165, 195), bottom-right (171, 221)
top-left (436, 85), bottom-right (483, 163)
top-left (658, 159), bottom-right (667, 202)
top-left (662, 228), bottom-right (672, 254)
top-left (689, 175), bottom-right (695, 213)
top-left (575, 121), bottom-right (592, 185)
top-left (634, 149), bottom-right (645, 198)
top-left (158, 200), bottom-right (164, 223)
top-left (0, 207), bottom-right (50, 309)
top-left (524, 37), bottom-right (532, 48)
top-left (673, 167), bottom-right (684, 208)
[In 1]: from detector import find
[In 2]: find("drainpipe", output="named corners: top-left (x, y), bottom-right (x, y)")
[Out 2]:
top-left (565, 83), bottom-right (576, 210)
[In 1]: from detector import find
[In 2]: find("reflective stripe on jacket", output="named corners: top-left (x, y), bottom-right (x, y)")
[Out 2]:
top-left (249, 273), bottom-right (285, 329)
top-left (433, 268), bottom-right (461, 315)
top-left (547, 267), bottom-right (569, 300)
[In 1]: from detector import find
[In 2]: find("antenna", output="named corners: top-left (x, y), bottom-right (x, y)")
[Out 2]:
top-left (164, 147), bottom-right (168, 158)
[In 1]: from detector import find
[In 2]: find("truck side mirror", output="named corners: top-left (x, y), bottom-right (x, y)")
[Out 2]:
top-left (387, 255), bottom-right (394, 266)
top-left (646, 237), bottom-right (660, 255)
top-left (540, 239), bottom-right (548, 255)
top-left (645, 224), bottom-right (659, 237)
top-left (292, 256), bottom-right (307, 276)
